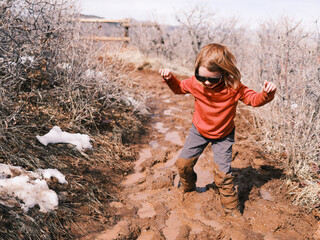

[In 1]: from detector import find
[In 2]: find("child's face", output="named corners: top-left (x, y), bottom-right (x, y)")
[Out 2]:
top-left (197, 66), bottom-right (223, 89)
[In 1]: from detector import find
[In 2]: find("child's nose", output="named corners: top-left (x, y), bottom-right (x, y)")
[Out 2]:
top-left (205, 80), bottom-right (211, 85)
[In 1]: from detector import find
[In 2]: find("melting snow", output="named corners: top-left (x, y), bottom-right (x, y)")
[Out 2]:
top-left (36, 126), bottom-right (92, 151)
top-left (0, 164), bottom-right (67, 213)
top-left (37, 168), bottom-right (68, 184)
top-left (20, 56), bottom-right (35, 64)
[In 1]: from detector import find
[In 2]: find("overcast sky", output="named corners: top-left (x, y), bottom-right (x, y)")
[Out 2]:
top-left (77, 0), bottom-right (319, 28)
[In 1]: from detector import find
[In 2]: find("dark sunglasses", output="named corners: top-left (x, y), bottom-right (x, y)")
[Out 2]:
top-left (195, 73), bottom-right (223, 84)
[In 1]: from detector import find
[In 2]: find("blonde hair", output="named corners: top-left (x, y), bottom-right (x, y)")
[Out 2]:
top-left (195, 43), bottom-right (241, 89)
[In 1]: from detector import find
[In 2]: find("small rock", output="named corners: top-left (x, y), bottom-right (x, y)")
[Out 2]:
top-left (259, 188), bottom-right (273, 201)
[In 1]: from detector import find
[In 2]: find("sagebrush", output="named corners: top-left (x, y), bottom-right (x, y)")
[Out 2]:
top-left (0, 0), bottom-right (148, 239)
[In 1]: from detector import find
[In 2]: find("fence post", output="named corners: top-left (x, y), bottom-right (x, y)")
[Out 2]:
top-left (76, 18), bottom-right (131, 44)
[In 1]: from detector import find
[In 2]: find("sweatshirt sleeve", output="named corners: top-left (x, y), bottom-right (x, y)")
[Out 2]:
top-left (163, 75), bottom-right (193, 94)
top-left (237, 83), bottom-right (275, 107)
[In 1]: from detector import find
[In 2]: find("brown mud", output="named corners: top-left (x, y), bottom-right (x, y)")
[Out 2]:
top-left (81, 68), bottom-right (320, 240)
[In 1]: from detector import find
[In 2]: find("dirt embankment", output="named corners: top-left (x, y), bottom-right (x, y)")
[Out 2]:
top-left (82, 68), bottom-right (320, 240)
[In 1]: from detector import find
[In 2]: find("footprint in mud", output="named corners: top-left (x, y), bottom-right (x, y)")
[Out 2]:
top-left (123, 172), bottom-right (146, 186)
top-left (154, 122), bottom-right (169, 134)
top-left (137, 202), bottom-right (156, 218)
top-left (163, 107), bottom-right (182, 116)
top-left (162, 209), bottom-right (183, 239)
top-left (149, 140), bottom-right (160, 149)
top-left (135, 148), bottom-right (152, 171)
top-left (164, 131), bottom-right (183, 146)
top-left (154, 122), bottom-right (184, 146)
top-left (123, 147), bottom-right (153, 186)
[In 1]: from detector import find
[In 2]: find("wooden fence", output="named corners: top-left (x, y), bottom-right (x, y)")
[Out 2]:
top-left (77, 18), bottom-right (130, 42)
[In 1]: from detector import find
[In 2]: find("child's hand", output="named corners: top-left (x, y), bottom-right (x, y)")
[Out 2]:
top-left (263, 80), bottom-right (277, 94)
top-left (159, 69), bottom-right (172, 81)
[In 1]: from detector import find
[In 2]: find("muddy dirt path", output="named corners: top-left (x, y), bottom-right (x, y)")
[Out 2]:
top-left (82, 69), bottom-right (320, 240)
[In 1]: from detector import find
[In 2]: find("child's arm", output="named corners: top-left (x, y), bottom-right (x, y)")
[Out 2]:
top-left (262, 80), bottom-right (277, 99)
top-left (239, 80), bottom-right (276, 107)
top-left (159, 69), bottom-right (191, 94)
top-left (159, 69), bottom-right (172, 81)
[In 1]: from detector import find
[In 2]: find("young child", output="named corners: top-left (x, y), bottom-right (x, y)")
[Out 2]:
top-left (159, 43), bottom-right (276, 216)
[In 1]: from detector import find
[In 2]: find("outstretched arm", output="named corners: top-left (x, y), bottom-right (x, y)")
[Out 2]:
top-left (239, 81), bottom-right (276, 107)
top-left (158, 69), bottom-right (191, 94)
top-left (263, 80), bottom-right (277, 99)
top-left (159, 69), bottom-right (172, 81)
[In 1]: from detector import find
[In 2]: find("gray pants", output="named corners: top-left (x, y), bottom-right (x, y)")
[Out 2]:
top-left (179, 124), bottom-right (235, 174)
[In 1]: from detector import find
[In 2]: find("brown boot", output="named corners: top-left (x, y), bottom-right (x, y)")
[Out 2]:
top-left (214, 168), bottom-right (240, 216)
top-left (175, 156), bottom-right (199, 192)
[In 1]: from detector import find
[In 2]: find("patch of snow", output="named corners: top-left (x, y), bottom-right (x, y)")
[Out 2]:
top-left (20, 56), bottom-right (35, 64)
top-left (36, 126), bottom-right (92, 151)
top-left (0, 164), bottom-right (67, 212)
top-left (0, 164), bottom-right (14, 177)
top-left (37, 168), bottom-right (68, 184)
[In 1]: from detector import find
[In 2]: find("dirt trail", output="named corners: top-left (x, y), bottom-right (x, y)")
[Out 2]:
top-left (82, 68), bottom-right (320, 240)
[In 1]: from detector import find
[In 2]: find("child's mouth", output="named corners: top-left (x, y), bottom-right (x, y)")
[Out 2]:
top-left (204, 83), bottom-right (216, 88)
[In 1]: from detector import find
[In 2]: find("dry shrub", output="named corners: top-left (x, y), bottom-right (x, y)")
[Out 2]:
top-left (0, 0), bottom-right (148, 239)
top-left (130, 5), bottom-right (248, 69)
top-left (242, 18), bottom-right (320, 212)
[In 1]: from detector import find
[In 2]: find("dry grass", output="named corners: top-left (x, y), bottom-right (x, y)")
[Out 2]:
top-left (242, 18), bottom-right (320, 212)
top-left (0, 0), bottom-right (149, 239)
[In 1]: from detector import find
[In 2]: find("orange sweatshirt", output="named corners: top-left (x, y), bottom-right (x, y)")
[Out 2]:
top-left (165, 75), bottom-right (275, 139)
